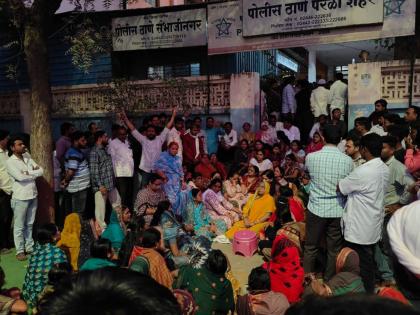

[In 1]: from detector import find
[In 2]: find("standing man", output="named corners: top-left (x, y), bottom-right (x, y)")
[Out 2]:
top-left (282, 76), bottom-right (296, 118)
top-left (338, 134), bottom-right (390, 293)
top-left (218, 122), bottom-right (238, 164)
top-left (344, 136), bottom-right (365, 168)
top-left (56, 122), bottom-right (75, 167)
top-left (107, 125), bottom-right (134, 208)
top-left (86, 122), bottom-right (98, 147)
top-left (122, 108), bottom-right (176, 188)
top-left (328, 108), bottom-right (347, 139)
top-left (89, 131), bottom-right (121, 230)
top-left (6, 135), bottom-right (44, 261)
top-left (304, 125), bottom-right (353, 280)
top-left (204, 117), bottom-right (220, 156)
top-left (167, 117), bottom-right (184, 160)
top-left (182, 125), bottom-right (205, 168)
top-left (0, 130), bottom-right (13, 255)
top-left (310, 79), bottom-right (330, 119)
top-left (328, 73), bottom-right (347, 118)
top-left (62, 131), bottom-right (90, 215)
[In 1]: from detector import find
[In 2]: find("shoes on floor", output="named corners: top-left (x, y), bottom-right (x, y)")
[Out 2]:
top-left (16, 253), bottom-right (28, 261)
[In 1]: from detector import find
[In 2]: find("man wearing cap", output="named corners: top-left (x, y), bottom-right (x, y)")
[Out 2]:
top-left (310, 79), bottom-right (331, 119)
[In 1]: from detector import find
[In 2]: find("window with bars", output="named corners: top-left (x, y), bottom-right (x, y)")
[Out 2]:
top-left (335, 66), bottom-right (349, 79)
top-left (147, 63), bottom-right (200, 79)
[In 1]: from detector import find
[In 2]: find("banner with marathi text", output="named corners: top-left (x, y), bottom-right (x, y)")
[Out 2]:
top-left (112, 8), bottom-right (207, 51)
top-left (242, 0), bottom-right (384, 37)
top-left (208, 0), bottom-right (415, 55)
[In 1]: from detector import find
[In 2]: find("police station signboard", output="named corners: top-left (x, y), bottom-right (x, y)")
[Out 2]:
top-left (242, 0), bottom-right (384, 37)
top-left (112, 8), bottom-right (207, 51)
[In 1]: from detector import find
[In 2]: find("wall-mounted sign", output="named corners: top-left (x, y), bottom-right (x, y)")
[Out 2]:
top-left (242, 0), bottom-right (384, 37)
top-left (112, 8), bottom-right (207, 51)
top-left (208, 0), bottom-right (414, 55)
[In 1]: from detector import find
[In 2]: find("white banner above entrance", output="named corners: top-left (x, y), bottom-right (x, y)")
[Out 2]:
top-left (242, 0), bottom-right (384, 37)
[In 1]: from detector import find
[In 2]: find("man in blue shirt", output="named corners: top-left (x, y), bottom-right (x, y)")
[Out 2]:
top-left (62, 131), bottom-right (91, 215)
top-left (204, 117), bottom-right (220, 155)
top-left (304, 125), bottom-right (353, 280)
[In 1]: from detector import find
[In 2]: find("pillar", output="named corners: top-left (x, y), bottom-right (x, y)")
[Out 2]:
top-left (308, 48), bottom-right (317, 84)
top-left (229, 73), bottom-right (260, 132)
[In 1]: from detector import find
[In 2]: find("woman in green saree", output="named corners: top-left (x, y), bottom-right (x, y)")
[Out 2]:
top-left (175, 249), bottom-right (235, 315)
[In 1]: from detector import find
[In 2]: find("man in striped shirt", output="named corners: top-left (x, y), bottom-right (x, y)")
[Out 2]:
top-left (304, 125), bottom-right (353, 280)
top-left (62, 131), bottom-right (91, 215)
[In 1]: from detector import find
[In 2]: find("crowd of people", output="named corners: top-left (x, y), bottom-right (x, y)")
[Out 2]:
top-left (0, 73), bottom-right (420, 314)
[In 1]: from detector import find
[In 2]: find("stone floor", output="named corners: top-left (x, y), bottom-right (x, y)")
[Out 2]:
top-left (213, 242), bottom-right (264, 295)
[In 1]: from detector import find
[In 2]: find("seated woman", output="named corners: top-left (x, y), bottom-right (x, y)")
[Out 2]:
top-left (129, 228), bottom-right (174, 290)
top-left (101, 208), bottom-right (127, 254)
top-left (236, 267), bottom-right (289, 315)
top-left (22, 224), bottom-right (67, 307)
top-left (240, 122), bottom-right (256, 147)
top-left (226, 182), bottom-right (276, 239)
top-left (250, 150), bottom-right (273, 173)
top-left (185, 188), bottom-right (227, 239)
top-left (79, 238), bottom-right (117, 271)
top-left (269, 143), bottom-right (285, 168)
top-left (253, 140), bottom-right (271, 159)
top-left (285, 140), bottom-right (306, 168)
top-left (150, 200), bottom-right (192, 266)
top-left (234, 139), bottom-right (251, 172)
top-left (304, 247), bottom-right (365, 297)
top-left (175, 249), bottom-right (235, 315)
top-left (283, 154), bottom-right (301, 183)
top-left (0, 266), bottom-right (28, 315)
top-left (241, 165), bottom-right (260, 195)
top-left (210, 153), bottom-right (228, 180)
top-left (57, 213), bottom-right (81, 271)
top-left (203, 179), bottom-right (241, 229)
top-left (223, 169), bottom-right (247, 209)
top-left (262, 229), bottom-right (304, 304)
top-left (256, 121), bottom-right (277, 147)
top-left (258, 196), bottom-right (290, 254)
top-left (305, 131), bottom-right (324, 155)
top-left (118, 218), bottom-right (145, 267)
top-left (194, 154), bottom-right (217, 181)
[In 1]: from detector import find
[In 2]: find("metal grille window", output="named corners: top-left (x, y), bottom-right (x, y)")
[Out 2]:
top-left (147, 63), bottom-right (200, 79)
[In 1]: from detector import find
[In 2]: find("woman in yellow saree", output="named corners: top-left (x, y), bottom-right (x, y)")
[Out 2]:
top-left (225, 181), bottom-right (276, 239)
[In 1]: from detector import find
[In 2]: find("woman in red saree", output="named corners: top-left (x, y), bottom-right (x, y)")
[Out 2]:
top-left (262, 233), bottom-right (304, 304)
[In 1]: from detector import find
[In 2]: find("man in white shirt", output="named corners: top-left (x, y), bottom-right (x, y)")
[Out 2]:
top-left (167, 117), bottom-right (184, 160)
top-left (122, 108), bottom-right (176, 188)
top-left (0, 130), bottom-right (13, 254)
top-left (108, 125), bottom-right (134, 208)
top-left (6, 135), bottom-right (44, 261)
top-left (328, 73), bottom-right (347, 117)
top-left (277, 115), bottom-right (300, 142)
top-left (218, 122), bottom-right (238, 163)
top-left (282, 76), bottom-right (297, 117)
top-left (338, 133), bottom-right (390, 293)
top-left (310, 79), bottom-right (331, 118)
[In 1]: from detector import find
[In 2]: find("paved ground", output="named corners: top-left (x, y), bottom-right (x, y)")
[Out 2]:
top-left (213, 242), bottom-right (264, 294)
top-left (1, 244), bottom-right (263, 295)
top-left (0, 249), bottom-right (27, 289)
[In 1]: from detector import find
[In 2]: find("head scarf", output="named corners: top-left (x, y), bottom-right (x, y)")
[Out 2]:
top-left (276, 222), bottom-right (306, 254)
top-left (262, 234), bottom-right (304, 303)
top-left (336, 247), bottom-right (360, 274)
top-left (57, 213), bottom-right (81, 271)
top-left (387, 201), bottom-right (420, 279)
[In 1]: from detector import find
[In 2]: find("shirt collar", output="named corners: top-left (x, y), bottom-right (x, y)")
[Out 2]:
top-left (385, 156), bottom-right (395, 166)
